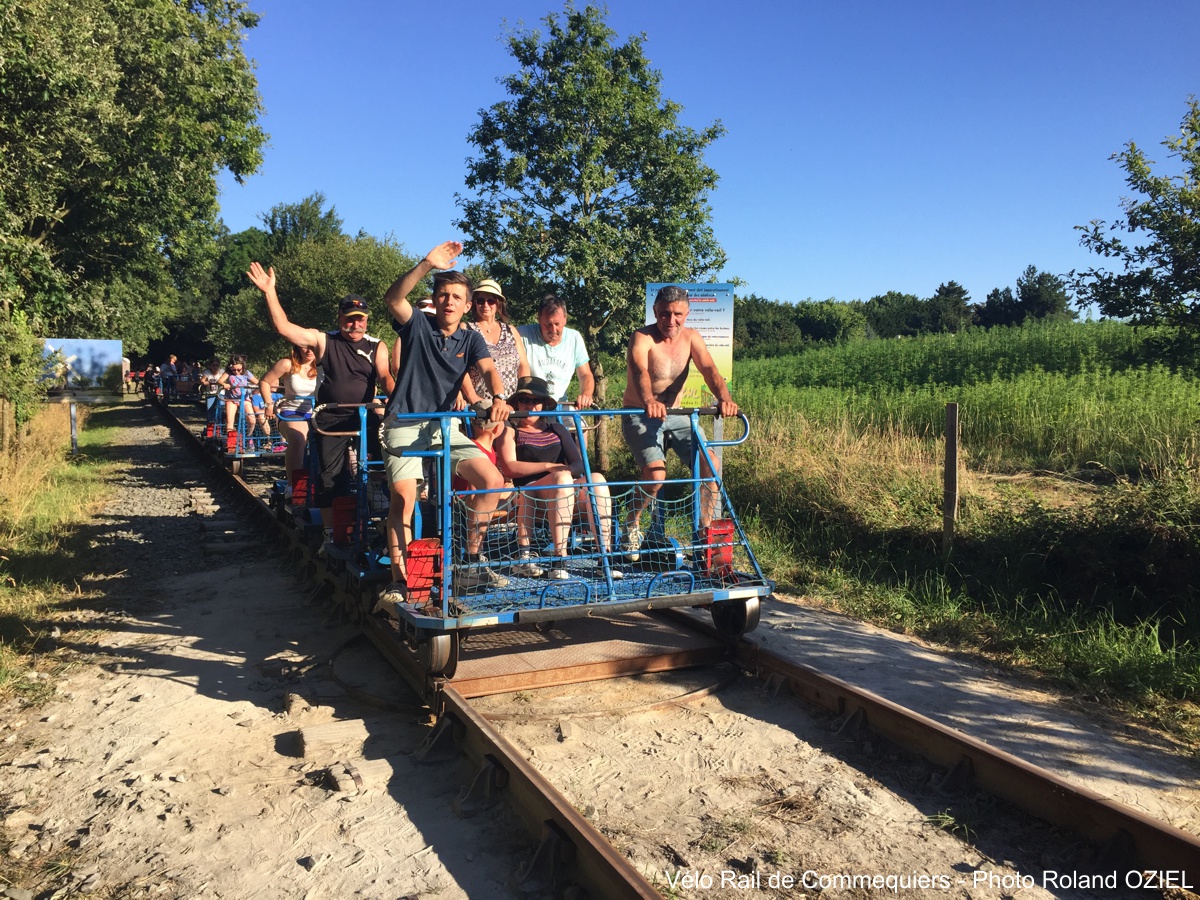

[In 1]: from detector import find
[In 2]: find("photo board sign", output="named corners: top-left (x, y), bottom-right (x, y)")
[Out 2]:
top-left (43, 339), bottom-right (124, 386)
top-left (643, 283), bottom-right (734, 408)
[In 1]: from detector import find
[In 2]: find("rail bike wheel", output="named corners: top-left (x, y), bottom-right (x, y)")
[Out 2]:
top-left (417, 632), bottom-right (459, 678)
top-left (229, 458), bottom-right (242, 477)
top-left (710, 595), bottom-right (761, 640)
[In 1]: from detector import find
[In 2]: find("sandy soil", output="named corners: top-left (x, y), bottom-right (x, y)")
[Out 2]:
top-left (2, 402), bottom-right (1198, 899)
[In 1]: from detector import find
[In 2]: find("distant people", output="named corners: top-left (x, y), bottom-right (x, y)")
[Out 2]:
top-left (260, 345), bottom-right (320, 478)
top-left (517, 294), bottom-right (594, 410)
top-left (496, 376), bottom-right (617, 580)
top-left (466, 278), bottom-right (530, 402)
top-left (160, 354), bottom-right (178, 398)
top-left (200, 359), bottom-right (224, 411)
top-left (217, 355), bottom-right (262, 442)
top-left (248, 262), bottom-right (391, 527)
top-left (380, 240), bottom-right (512, 603)
top-left (620, 285), bottom-right (737, 558)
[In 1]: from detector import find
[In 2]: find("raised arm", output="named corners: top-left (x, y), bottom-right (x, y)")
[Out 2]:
top-left (689, 332), bottom-right (737, 418)
top-left (384, 241), bottom-right (462, 325)
top-left (247, 262), bottom-right (324, 353)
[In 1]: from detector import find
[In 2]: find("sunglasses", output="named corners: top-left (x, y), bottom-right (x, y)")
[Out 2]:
top-left (475, 296), bottom-right (499, 305)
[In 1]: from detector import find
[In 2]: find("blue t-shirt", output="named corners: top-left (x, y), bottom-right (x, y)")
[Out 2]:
top-left (385, 311), bottom-right (490, 419)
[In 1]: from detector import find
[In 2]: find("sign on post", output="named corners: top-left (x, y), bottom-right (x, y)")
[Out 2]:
top-left (643, 283), bottom-right (734, 408)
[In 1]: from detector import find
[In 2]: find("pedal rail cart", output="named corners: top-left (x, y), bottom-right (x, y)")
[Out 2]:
top-left (382, 406), bottom-right (774, 677)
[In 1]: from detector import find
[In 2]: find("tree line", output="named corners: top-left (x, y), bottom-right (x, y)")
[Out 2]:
top-left (734, 265), bottom-right (1076, 358)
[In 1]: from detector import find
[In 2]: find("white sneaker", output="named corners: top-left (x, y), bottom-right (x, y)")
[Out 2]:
top-left (511, 549), bottom-right (545, 578)
top-left (372, 581), bottom-right (406, 618)
top-left (546, 560), bottom-right (570, 580)
top-left (456, 564), bottom-right (510, 591)
top-left (620, 526), bottom-right (642, 562)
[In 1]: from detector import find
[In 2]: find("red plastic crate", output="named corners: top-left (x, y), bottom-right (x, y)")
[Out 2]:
top-left (406, 538), bottom-right (442, 592)
top-left (702, 519), bottom-right (735, 575)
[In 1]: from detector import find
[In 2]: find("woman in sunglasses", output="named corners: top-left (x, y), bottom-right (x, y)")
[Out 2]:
top-left (465, 278), bottom-right (530, 402)
top-left (217, 355), bottom-right (263, 445)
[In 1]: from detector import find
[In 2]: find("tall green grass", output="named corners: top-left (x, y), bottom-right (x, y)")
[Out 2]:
top-left (733, 322), bottom-right (1200, 475)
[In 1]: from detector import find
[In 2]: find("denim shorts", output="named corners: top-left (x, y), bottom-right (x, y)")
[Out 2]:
top-left (620, 412), bottom-right (697, 471)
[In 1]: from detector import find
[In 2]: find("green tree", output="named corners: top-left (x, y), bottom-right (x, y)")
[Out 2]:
top-left (0, 0), bottom-right (265, 350)
top-left (1075, 98), bottom-right (1200, 339)
top-left (928, 281), bottom-right (973, 332)
top-left (260, 192), bottom-right (345, 258)
top-left (974, 287), bottom-right (1020, 328)
top-left (862, 291), bottom-right (927, 338)
top-left (975, 266), bottom-right (1074, 329)
top-left (455, 3), bottom-right (726, 354)
top-left (1016, 265), bottom-right (1074, 322)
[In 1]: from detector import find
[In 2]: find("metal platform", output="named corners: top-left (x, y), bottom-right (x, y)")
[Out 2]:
top-left (436, 612), bottom-right (728, 698)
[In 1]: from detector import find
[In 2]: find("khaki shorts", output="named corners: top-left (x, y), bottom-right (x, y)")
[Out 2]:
top-left (383, 421), bottom-right (483, 484)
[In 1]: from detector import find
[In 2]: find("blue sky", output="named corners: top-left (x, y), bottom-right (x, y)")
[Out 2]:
top-left (216, 0), bottom-right (1199, 309)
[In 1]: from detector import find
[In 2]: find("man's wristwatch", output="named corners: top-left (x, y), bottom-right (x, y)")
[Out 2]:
top-left (494, 394), bottom-right (507, 403)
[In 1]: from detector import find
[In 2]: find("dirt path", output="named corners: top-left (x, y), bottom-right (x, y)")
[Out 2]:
top-left (1, 401), bottom-right (1197, 899)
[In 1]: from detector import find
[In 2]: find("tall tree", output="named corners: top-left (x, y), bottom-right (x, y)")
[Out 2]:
top-left (0, 0), bottom-right (265, 351)
top-left (456, 3), bottom-right (726, 354)
top-left (1016, 265), bottom-right (1074, 322)
top-left (928, 281), bottom-right (973, 332)
top-left (1074, 98), bottom-right (1200, 339)
top-left (974, 267), bottom-right (1073, 328)
top-left (974, 287), bottom-right (1020, 328)
top-left (260, 193), bottom-right (345, 257)
top-left (862, 291), bottom-right (927, 338)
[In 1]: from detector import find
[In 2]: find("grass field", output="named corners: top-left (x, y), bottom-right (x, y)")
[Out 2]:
top-left (597, 321), bottom-right (1200, 745)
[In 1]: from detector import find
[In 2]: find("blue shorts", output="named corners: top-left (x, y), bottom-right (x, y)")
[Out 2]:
top-left (621, 413), bottom-right (697, 471)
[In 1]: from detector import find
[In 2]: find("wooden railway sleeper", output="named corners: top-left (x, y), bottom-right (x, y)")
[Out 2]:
top-left (509, 820), bottom-right (578, 898)
top-left (453, 754), bottom-right (510, 818)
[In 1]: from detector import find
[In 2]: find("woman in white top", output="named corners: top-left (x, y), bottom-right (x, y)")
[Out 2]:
top-left (260, 344), bottom-right (319, 476)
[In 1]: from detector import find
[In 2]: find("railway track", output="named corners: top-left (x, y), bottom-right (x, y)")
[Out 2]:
top-left (158, 396), bottom-right (1200, 897)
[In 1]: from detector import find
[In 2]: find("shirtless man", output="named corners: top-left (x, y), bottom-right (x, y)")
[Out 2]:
top-left (620, 285), bottom-right (737, 558)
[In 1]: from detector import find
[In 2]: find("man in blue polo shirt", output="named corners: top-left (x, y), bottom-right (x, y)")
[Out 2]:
top-left (381, 240), bottom-right (511, 602)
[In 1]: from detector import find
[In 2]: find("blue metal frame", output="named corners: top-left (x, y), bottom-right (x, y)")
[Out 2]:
top-left (373, 407), bottom-right (772, 636)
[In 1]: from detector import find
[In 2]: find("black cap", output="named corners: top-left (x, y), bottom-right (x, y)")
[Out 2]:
top-left (338, 295), bottom-right (369, 316)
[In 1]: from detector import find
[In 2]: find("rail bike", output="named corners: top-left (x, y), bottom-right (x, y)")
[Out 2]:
top-left (273, 404), bottom-right (774, 678)
top-left (200, 388), bottom-right (289, 475)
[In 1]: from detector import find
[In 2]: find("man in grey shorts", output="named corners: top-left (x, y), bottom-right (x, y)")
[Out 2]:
top-left (620, 285), bottom-right (738, 559)
top-left (380, 241), bottom-right (511, 600)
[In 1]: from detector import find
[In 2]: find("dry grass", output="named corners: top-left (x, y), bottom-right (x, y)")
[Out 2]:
top-left (0, 404), bottom-right (116, 701)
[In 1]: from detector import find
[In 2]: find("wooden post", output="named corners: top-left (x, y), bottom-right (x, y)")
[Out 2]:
top-left (943, 403), bottom-right (959, 555)
top-left (592, 358), bottom-right (609, 471)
